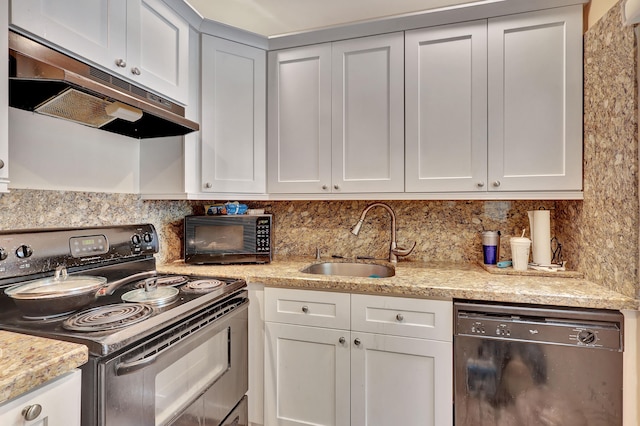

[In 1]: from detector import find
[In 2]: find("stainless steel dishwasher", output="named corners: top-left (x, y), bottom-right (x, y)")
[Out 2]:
top-left (454, 301), bottom-right (623, 426)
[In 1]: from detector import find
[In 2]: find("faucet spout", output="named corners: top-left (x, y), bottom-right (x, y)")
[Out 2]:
top-left (349, 203), bottom-right (414, 263)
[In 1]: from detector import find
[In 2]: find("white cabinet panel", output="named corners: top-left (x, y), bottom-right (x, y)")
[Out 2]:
top-left (201, 35), bottom-right (266, 193)
top-left (264, 288), bottom-right (454, 426)
top-left (265, 287), bottom-right (350, 329)
top-left (10, 0), bottom-right (189, 104)
top-left (405, 21), bottom-right (487, 192)
top-left (332, 32), bottom-right (405, 193)
top-left (267, 32), bottom-right (404, 194)
top-left (265, 322), bottom-right (350, 426)
top-left (131, 0), bottom-right (189, 103)
top-left (10, 0), bottom-right (126, 70)
top-left (487, 5), bottom-right (583, 191)
top-left (350, 333), bottom-right (452, 426)
top-left (351, 294), bottom-right (453, 341)
top-left (267, 44), bottom-right (332, 193)
top-left (0, 370), bottom-right (82, 426)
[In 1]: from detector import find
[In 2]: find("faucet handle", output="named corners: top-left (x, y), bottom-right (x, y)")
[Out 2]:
top-left (392, 241), bottom-right (416, 257)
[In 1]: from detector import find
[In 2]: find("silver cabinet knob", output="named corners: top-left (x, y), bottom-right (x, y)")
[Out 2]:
top-left (333, 184), bottom-right (339, 190)
top-left (339, 337), bottom-right (345, 344)
top-left (115, 58), bottom-right (126, 67)
top-left (0, 159), bottom-right (4, 170)
top-left (354, 338), bottom-right (361, 346)
top-left (131, 67), bottom-right (141, 76)
top-left (301, 305), bottom-right (309, 313)
top-left (492, 180), bottom-right (501, 187)
top-left (204, 182), bottom-right (212, 189)
top-left (396, 313), bottom-right (404, 322)
top-left (322, 185), bottom-right (328, 190)
top-left (476, 181), bottom-right (485, 188)
top-left (22, 404), bottom-right (42, 421)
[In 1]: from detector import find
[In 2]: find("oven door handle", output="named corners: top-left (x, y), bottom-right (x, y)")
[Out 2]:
top-left (115, 355), bottom-right (158, 376)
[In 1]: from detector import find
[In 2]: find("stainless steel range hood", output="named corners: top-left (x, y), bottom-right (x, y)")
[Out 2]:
top-left (8, 31), bottom-right (200, 139)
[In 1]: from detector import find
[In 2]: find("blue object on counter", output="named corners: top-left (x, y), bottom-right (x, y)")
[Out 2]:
top-left (497, 260), bottom-right (512, 268)
top-left (225, 202), bottom-right (248, 215)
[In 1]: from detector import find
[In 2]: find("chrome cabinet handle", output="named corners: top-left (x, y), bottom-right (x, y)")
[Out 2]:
top-left (131, 67), bottom-right (141, 76)
top-left (339, 337), bottom-right (345, 344)
top-left (396, 313), bottom-right (404, 322)
top-left (492, 180), bottom-right (501, 187)
top-left (0, 159), bottom-right (5, 169)
top-left (115, 58), bottom-right (126, 67)
top-left (22, 404), bottom-right (42, 421)
top-left (477, 181), bottom-right (485, 188)
top-left (302, 305), bottom-right (309, 313)
top-left (354, 338), bottom-right (361, 346)
top-left (204, 182), bottom-right (212, 189)
top-left (333, 184), bottom-right (339, 190)
top-left (322, 185), bottom-right (328, 190)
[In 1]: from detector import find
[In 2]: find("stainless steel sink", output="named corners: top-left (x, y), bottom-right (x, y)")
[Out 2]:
top-left (301, 262), bottom-right (395, 278)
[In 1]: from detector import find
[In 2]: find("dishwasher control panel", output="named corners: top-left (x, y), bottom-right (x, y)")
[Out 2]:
top-left (455, 303), bottom-right (623, 351)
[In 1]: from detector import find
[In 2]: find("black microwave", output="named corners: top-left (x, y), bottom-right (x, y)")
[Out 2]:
top-left (184, 215), bottom-right (272, 264)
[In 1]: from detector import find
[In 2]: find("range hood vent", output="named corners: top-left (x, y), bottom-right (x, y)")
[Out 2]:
top-left (8, 31), bottom-right (199, 139)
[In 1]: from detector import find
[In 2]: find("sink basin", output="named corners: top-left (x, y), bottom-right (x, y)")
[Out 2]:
top-left (301, 262), bottom-right (395, 278)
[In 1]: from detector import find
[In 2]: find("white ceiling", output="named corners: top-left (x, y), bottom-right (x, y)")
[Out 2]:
top-left (185, 0), bottom-right (484, 37)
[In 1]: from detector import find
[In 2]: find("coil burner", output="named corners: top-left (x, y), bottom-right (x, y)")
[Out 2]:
top-left (182, 279), bottom-right (225, 293)
top-left (63, 303), bottom-right (154, 332)
top-left (134, 275), bottom-right (188, 288)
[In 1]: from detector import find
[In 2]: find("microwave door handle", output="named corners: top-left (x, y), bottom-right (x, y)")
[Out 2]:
top-left (115, 355), bottom-right (158, 376)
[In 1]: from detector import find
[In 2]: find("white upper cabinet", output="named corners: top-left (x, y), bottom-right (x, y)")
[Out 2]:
top-left (487, 5), bottom-right (583, 192)
top-left (10, 0), bottom-right (190, 104)
top-left (267, 33), bottom-right (404, 194)
top-left (405, 20), bottom-right (488, 193)
top-left (201, 35), bottom-right (266, 194)
top-left (267, 44), bottom-right (332, 194)
top-left (331, 33), bottom-right (405, 193)
top-left (406, 5), bottom-right (582, 194)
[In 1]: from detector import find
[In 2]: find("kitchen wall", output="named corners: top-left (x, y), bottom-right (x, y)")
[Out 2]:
top-left (556, 1), bottom-right (639, 298)
top-left (0, 189), bottom-right (192, 265)
top-left (3, 1), bottom-right (637, 299)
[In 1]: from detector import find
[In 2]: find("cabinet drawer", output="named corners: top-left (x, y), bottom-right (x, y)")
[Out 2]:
top-left (265, 288), bottom-right (350, 329)
top-left (351, 294), bottom-right (452, 341)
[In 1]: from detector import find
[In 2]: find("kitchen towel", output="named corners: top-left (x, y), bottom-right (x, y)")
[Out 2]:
top-left (528, 210), bottom-right (551, 266)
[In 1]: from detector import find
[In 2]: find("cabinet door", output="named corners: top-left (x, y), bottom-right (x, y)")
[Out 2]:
top-left (267, 44), bottom-right (332, 193)
top-left (332, 33), bottom-right (405, 193)
top-left (265, 322), bottom-right (350, 426)
top-left (487, 5), bottom-right (583, 191)
top-left (0, 370), bottom-right (82, 426)
top-left (201, 35), bottom-right (266, 194)
top-left (1, 1), bottom-right (8, 192)
top-left (405, 21), bottom-right (487, 192)
top-left (127, 0), bottom-right (190, 104)
top-left (351, 333), bottom-right (453, 426)
top-left (10, 0), bottom-right (127, 71)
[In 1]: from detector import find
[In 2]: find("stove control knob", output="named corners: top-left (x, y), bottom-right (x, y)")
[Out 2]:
top-left (143, 233), bottom-right (154, 243)
top-left (131, 234), bottom-right (142, 245)
top-left (0, 248), bottom-right (7, 261)
top-left (16, 245), bottom-right (33, 259)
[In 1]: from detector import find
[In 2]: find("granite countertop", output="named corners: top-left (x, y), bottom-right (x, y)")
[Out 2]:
top-left (157, 258), bottom-right (639, 311)
top-left (0, 331), bottom-right (88, 404)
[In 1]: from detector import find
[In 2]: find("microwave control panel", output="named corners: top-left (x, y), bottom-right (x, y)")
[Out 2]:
top-left (256, 217), bottom-right (271, 252)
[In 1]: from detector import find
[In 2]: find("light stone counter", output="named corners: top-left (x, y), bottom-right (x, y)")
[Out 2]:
top-left (0, 331), bottom-right (88, 403)
top-left (157, 258), bottom-right (638, 311)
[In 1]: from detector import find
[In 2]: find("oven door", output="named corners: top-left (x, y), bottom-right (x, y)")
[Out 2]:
top-left (100, 301), bottom-right (248, 426)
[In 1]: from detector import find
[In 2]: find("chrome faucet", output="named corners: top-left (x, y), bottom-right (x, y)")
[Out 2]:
top-left (350, 202), bottom-right (416, 263)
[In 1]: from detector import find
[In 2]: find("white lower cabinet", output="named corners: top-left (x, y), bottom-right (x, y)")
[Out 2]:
top-left (264, 288), bottom-right (453, 426)
top-left (0, 369), bottom-right (82, 426)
